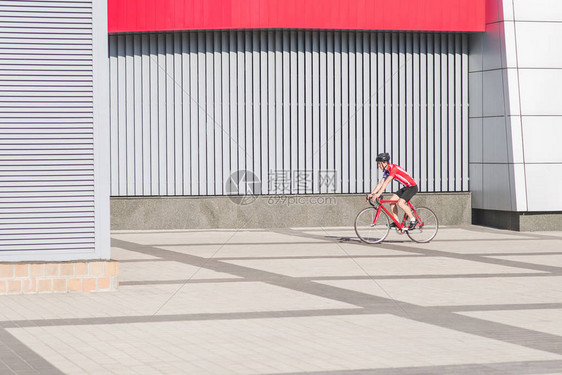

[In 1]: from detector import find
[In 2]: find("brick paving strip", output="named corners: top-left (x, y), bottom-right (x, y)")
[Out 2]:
top-left (0, 226), bottom-right (561, 374)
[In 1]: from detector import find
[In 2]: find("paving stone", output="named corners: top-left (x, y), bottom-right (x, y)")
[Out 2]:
top-left (0, 226), bottom-right (561, 375)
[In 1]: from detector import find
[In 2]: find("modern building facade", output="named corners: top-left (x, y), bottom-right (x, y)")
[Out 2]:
top-left (0, 0), bottom-right (561, 264)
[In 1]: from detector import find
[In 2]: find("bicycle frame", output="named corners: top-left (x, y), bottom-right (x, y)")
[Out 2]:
top-left (372, 199), bottom-right (425, 229)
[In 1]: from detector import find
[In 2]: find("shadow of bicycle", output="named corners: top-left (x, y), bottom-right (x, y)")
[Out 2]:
top-left (323, 235), bottom-right (410, 244)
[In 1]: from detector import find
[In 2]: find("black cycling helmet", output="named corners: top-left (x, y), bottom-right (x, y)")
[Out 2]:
top-left (376, 152), bottom-right (390, 162)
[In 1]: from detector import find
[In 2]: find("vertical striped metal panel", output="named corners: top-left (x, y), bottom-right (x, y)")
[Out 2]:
top-left (0, 1), bottom-right (96, 252)
top-left (109, 30), bottom-right (469, 196)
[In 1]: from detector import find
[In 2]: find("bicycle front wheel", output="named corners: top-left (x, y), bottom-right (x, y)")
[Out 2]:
top-left (406, 206), bottom-right (439, 243)
top-left (354, 207), bottom-right (390, 244)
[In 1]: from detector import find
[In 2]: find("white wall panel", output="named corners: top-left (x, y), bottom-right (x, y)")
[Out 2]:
top-left (502, 21), bottom-right (518, 69)
top-left (507, 115), bottom-right (524, 164)
top-left (525, 164), bottom-right (562, 211)
top-left (504, 68), bottom-right (521, 116)
top-left (483, 163), bottom-right (513, 211)
top-left (500, 0), bottom-right (515, 21)
top-left (109, 30), bottom-right (468, 196)
top-left (521, 117), bottom-right (562, 163)
top-left (482, 117), bottom-right (510, 163)
top-left (513, 0), bottom-right (562, 21)
top-left (469, 119), bottom-right (483, 164)
top-left (509, 163), bottom-right (528, 211)
top-left (515, 22), bottom-right (562, 68)
top-left (519, 69), bottom-right (562, 116)
top-left (482, 69), bottom-right (508, 117)
top-left (468, 71), bottom-right (483, 118)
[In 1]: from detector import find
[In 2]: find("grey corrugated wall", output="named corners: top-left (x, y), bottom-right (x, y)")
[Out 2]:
top-left (0, 1), bottom-right (97, 254)
top-left (109, 30), bottom-right (468, 196)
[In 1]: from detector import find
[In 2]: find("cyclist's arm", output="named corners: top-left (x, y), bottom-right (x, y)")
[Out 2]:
top-left (369, 176), bottom-right (394, 197)
top-left (373, 175), bottom-right (394, 197)
top-left (369, 179), bottom-right (384, 196)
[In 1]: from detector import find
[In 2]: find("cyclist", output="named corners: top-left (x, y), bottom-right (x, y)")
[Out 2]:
top-left (367, 153), bottom-right (418, 230)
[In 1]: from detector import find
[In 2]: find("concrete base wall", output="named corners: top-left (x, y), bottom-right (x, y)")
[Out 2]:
top-left (111, 193), bottom-right (471, 230)
top-left (473, 209), bottom-right (562, 231)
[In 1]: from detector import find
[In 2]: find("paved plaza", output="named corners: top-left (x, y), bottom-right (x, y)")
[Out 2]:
top-left (1, 226), bottom-right (562, 374)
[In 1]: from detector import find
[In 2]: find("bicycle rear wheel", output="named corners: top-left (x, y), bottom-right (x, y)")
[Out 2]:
top-left (354, 207), bottom-right (390, 244)
top-left (406, 206), bottom-right (439, 243)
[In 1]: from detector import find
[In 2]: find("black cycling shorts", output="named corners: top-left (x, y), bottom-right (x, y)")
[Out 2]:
top-left (394, 185), bottom-right (418, 202)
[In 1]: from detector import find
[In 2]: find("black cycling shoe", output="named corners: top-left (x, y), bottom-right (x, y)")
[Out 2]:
top-left (407, 220), bottom-right (418, 231)
top-left (389, 222), bottom-right (398, 229)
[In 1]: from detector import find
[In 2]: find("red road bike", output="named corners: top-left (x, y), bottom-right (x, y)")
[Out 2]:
top-left (354, 197), bottom-right (439, 244)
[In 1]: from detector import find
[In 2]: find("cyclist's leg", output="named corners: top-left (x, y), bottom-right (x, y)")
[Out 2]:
top-left (389, 193), bottom-right (401, 222)
top-left (397, 186), bottom-right (418, 222)
top-left (397, 198), bottom-right (414, 220)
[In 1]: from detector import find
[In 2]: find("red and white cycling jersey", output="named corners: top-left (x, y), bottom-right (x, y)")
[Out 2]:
top-left (382, 164), bottom-right (417, 187)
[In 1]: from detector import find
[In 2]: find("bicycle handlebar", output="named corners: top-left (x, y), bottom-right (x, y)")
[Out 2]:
top-left (367, 196), bottom-right (381, 207)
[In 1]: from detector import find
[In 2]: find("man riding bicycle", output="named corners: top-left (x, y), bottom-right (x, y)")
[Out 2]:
top-left (367, 153), bottom-right (418, 231)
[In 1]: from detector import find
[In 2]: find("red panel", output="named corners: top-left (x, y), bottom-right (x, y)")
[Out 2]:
top-left (108, 0), bottom-right (485, 33)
